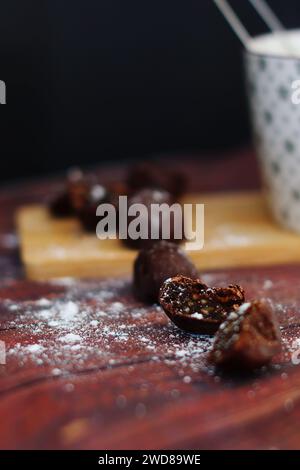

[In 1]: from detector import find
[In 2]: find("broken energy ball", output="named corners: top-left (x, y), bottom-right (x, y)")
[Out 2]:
top-left (159, 275), bottom-right (245, 335)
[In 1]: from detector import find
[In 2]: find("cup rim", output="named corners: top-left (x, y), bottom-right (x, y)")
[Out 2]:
top-left (245, 28), bottom-right (300, 62)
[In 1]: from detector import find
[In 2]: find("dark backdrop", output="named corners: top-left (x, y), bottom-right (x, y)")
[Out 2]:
top-left (0, 1), bottom-right (298, 181)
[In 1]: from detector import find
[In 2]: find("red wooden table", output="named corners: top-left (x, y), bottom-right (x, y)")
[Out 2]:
top-left (1, 148), bottom-right (300, 450)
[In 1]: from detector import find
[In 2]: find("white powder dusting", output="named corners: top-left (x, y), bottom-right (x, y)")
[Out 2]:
top-left (60, 301), bottom-right (79, 322)
top-left (35, 298), bottom-right (52, 307)
top-left (59, 333), bottom-right (82, 343)
top-left (228, 312), bottom-right (238, 320)
top-left (209, 227), bottom-right (252, 248)
top-left (51, 277), bottom-right (76, 287)
top-left (191, 313), bottom-right (204, 320)
top-left (8, 304), bottom-right (19, 311)
top-left (25, 344), bottom-right (45, 354)
top-left (263, 279), bottom-right (273, 290)
top-left (183, 375), bottom-right (192, 384)
top-left (237, 302), bottom-right (251, 315)
top-left (49, 246), bottom-right (67, 259)
top-left (0, 279), bottom-right (214, 378)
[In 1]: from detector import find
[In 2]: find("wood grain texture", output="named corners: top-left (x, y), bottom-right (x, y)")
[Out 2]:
top-left (17, 190), bottom-right (300, 280)
top-left (2, 149), bottom-right (300, 450)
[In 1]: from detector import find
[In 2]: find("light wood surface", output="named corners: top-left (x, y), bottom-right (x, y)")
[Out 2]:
top-left (16, 190), bottom-right (300, 280)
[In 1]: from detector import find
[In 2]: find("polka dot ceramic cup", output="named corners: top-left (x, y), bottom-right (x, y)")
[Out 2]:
top-left (245, 30), bottom-right (300, 232)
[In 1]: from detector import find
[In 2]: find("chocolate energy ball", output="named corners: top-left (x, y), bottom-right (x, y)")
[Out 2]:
top-left (49, 167), bottom-right (97, 217)
top-left (49, 190), bottom-right (73, 217)
top-left (159, 275), bottom-right (245, 335)
top-left (123, 188), bottom-right (183, 249)
top-left (127, 161), bottom-right (187, 199)
top-left (209, 300), bottom-right (281, 370)
top-left (105, 181), bottom-right (133, 219)
top-left (133, 242), bottom-right (198, 303)
top-left (78, 184), bottom-right (111, 232)
top-left (67, 168), bottom-right (96, 213)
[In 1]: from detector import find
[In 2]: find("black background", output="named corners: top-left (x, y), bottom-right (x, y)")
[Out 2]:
top-left (0, 1), bottom-right (298, 181)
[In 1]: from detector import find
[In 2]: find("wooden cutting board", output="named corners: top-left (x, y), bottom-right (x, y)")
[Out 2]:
top-left (16, 190), bottom-right (300, 280)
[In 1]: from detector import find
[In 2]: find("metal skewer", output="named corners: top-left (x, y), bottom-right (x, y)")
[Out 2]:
top-left (213, 0), bottom-right (251, 48)
top-left (214, 0), bottom-right (286, 49)
top-left (248, 0), bottom-right (284, 32)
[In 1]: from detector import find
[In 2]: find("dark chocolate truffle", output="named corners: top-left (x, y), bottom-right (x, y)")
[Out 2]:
top-left (49, 190), bottom-right (73, 217)
top-left (78, 184), bottom-right (110, 231)
top-left (67, 168), bottom-right (95, 213)
top-left (49, 167), bottom-right (97, 217)
top-left (133, 241), bottom-right (198, 303)
top-left (127, 161), bottom-right (186, 198)
top-left (124, 188), bottom-right (183, 249)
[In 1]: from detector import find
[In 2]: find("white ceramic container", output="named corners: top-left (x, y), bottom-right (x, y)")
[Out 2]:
top-left (245, 30), bottom-right (300, 232)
